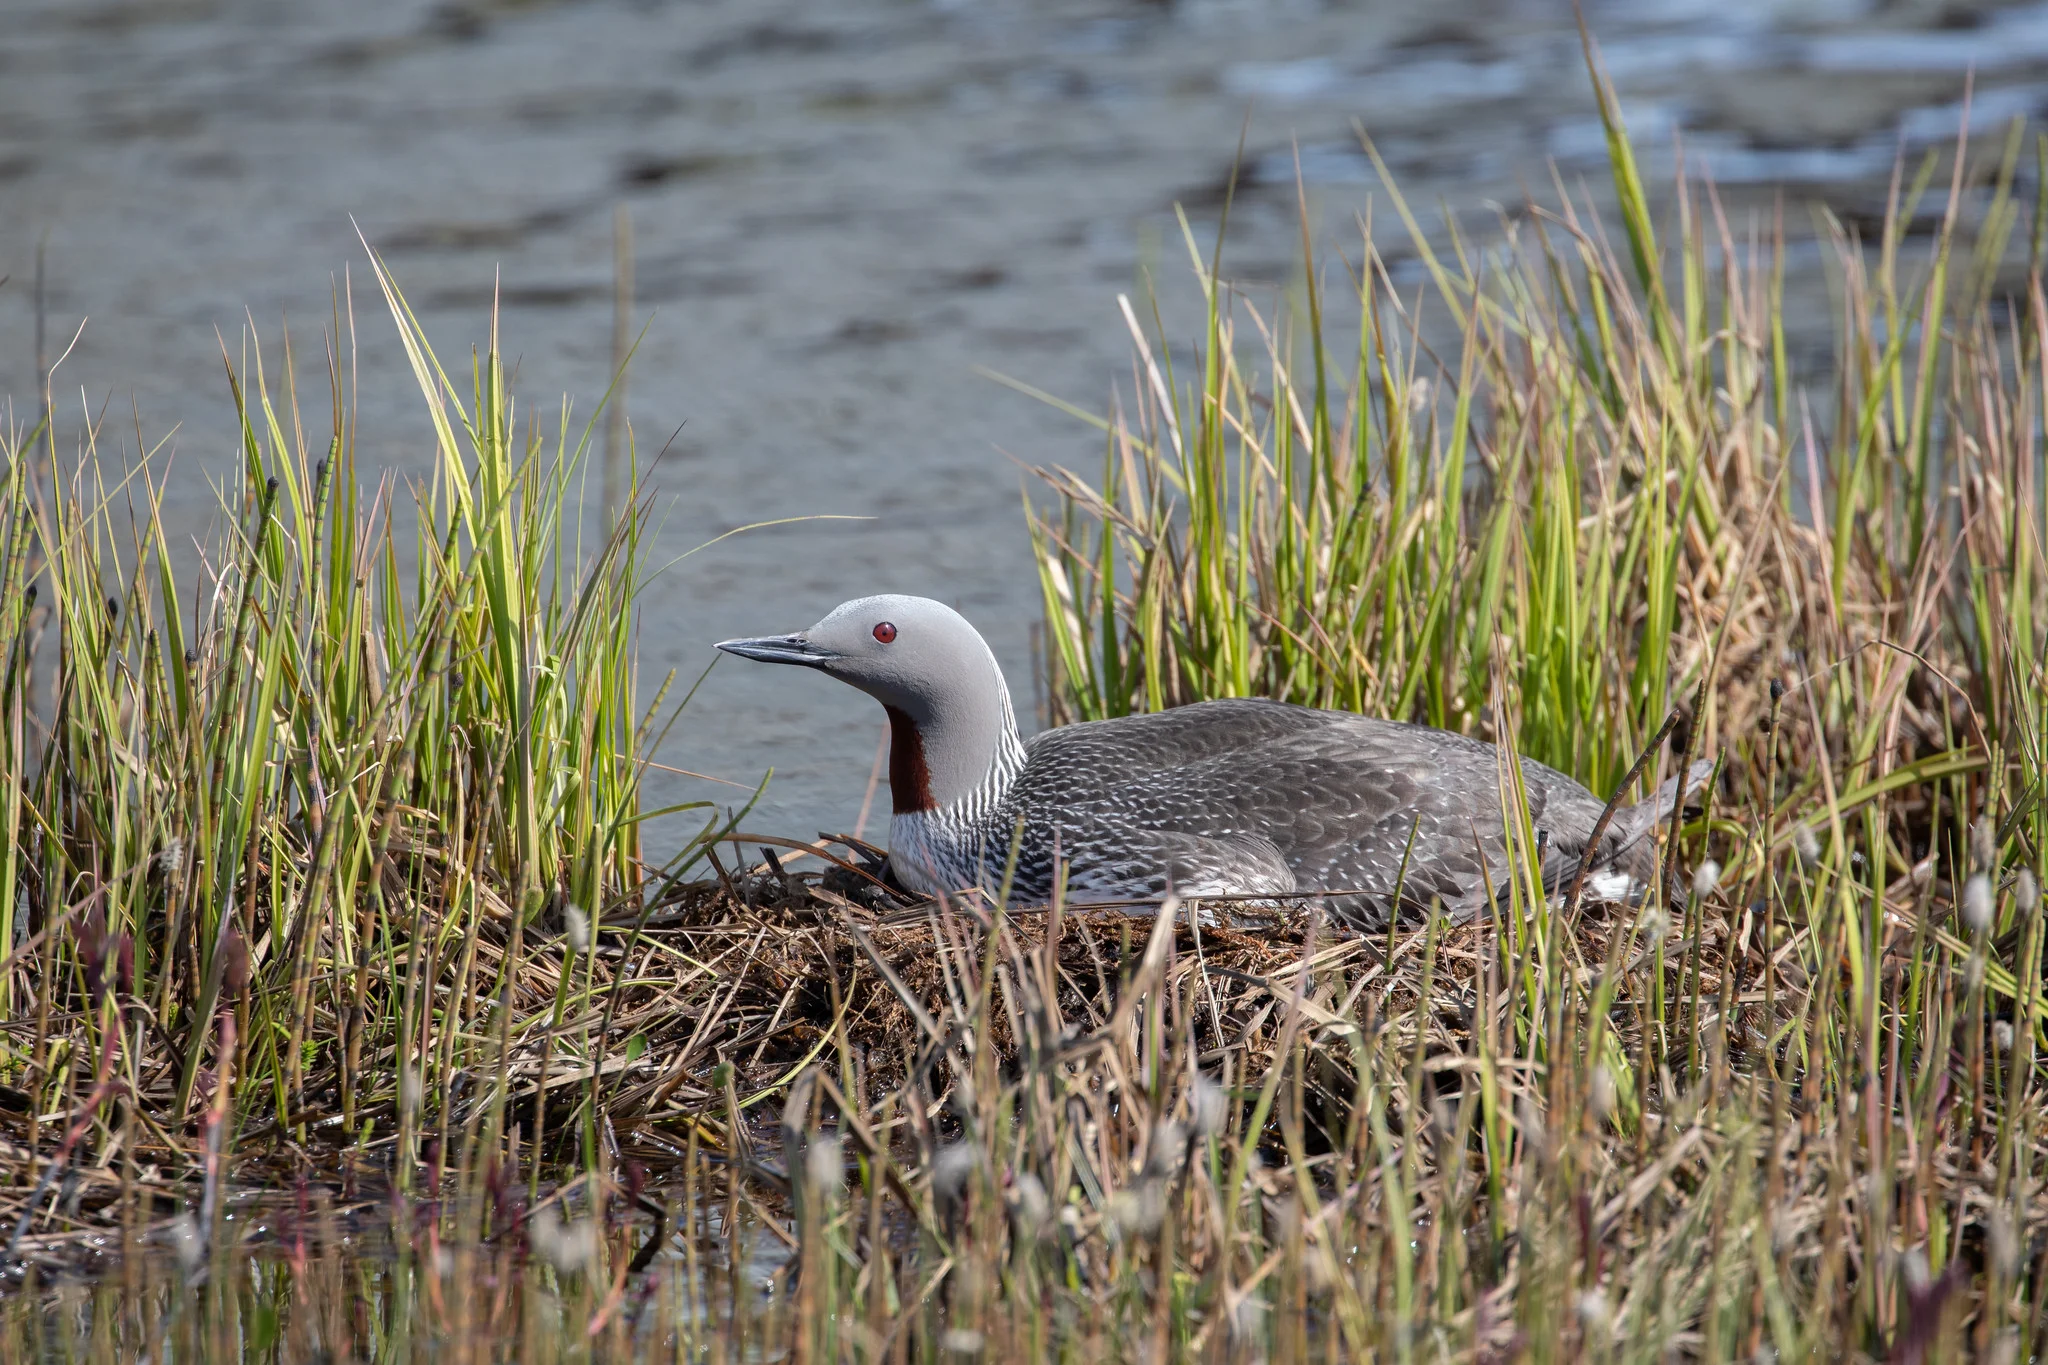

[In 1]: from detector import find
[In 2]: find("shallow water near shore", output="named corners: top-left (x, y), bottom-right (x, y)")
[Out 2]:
top-left (4, 0), bottom-right (2040, 846)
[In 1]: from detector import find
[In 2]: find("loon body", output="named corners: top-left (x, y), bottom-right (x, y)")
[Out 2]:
top-left (718, 595), bottom-right (1705, 928)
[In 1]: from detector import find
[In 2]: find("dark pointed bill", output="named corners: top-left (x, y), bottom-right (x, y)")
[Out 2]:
top-left (714, 633), bottom-right (836, 667)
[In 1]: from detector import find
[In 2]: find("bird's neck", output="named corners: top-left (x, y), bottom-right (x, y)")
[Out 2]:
top-left (879, 649), bottom-right (1028, 899)
top-left (883, 675), bottom-right (1024, 818)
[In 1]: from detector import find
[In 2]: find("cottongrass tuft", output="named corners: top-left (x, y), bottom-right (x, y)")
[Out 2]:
top-left (1989, 1211), bottom-right (2021, 1279)
top-left (1190, 1073), bottom-right (1228, 1138)
top-left (1589, 1064), bottom-right (1618, 1124)
top-left (565, 904), bottom-right (590, 956)
top-left (528, 1204), bottom-right (599, 1276)
top-left (1006, 1172), bottom-right (1050, 1242)
top-left (166, 1213), bottom-right (203, 1276)
top-left (1106, 1182), bottom-right (1168, 1240)
top-left (1971, 817), bottom-right (1998, 872)
top-left (803, 1134), bottom-right (843, 1193)
top-left (1793, 824), bottom-right (1821, 868)
top-left (1691, 859), bottom-right (1721, 900)
top-left (1963, 874), bottom-right (1995, 935)
top-left (932, 1143), bottom-right (976, 1203)
top-left (1230, 1294), bottom-right (1269, 1345)
top-left (1144, 1119), bottom-right (1188, 1180)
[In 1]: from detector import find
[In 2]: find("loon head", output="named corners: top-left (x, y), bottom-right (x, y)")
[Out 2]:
top-left (716, 594), bottom-right (1018, 812)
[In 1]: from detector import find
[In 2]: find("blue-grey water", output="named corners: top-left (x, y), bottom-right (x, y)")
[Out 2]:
top-left (1, 0), bottom-right (2034, 843)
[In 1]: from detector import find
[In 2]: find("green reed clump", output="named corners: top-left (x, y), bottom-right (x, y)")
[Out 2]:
top-left (0, 255), bottom-right (729, 1186)
top-left (979, 56), bottom-right (2048, 1361)
top-left (1023, 90), bottom-right (2046, 804)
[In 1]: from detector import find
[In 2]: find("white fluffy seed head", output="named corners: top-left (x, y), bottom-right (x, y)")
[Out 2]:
top-left (1993, 1021), bottom-right (2015, 1053)
top-left (1636, 902), bottom-right (1671, 946)
top-left (932, 1142), bottom-right (976, 1202)
top-left (1793, 824), bottom-right (1821, 868)
top-left (1963, 874), bottom-right (1995, 935)
top-left (1190, 1073), bottom-right (1228, 1138)
top-left (1146, 1120), bottom-right (1188, 1180)
top-left (1008, 1172), bottom-right (1050, 1240)
top-left (1589, 1065), bottom-right (1618, 1123)
top-left (804, 1133), bottom-right (842, 1193)
top-left (565, 904), bottom-right (590, 956)
top-left (1989, 1210), bottom-right (2020, 1279)
top-left (2017, 869), bottom-right (2040, 917)
top-left (529, 1204), bottom-right (598, 1275)
top-left (1107, 1182), bottom-right (1166, 1239)
top-left (1971, 818), bottom-right (1998, 872)
top-left (167, 1212), bottom-right (204, 1274)
top-left (1575, 1288), bottom-right (1611, 1330)
top-left (1692, 859), bottom-right (1722, 900)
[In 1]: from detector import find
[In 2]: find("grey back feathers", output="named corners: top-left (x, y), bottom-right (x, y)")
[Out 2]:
top-left (719, 595), bottom-right (1711, 930)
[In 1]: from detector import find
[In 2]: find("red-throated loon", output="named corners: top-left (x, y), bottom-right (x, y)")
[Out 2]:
top-left (718, 594), bottom-right (1708, 927)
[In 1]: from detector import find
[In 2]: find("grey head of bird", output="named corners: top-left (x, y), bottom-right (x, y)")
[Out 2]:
top-left (715, 594), bottom-right (1022, 813)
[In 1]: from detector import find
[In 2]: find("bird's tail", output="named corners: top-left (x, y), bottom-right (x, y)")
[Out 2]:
top-left (1608, 758), bottom-right (1717, 861)
top-left (1537, 759), bottom-right (1718, 906)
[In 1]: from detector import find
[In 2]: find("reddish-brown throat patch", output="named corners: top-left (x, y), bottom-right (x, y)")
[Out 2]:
top-left (884, 706), bottom-right (936, 813)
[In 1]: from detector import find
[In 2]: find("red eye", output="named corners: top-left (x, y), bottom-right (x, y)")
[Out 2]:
top-left (872, 621), bottom-right (897, 643)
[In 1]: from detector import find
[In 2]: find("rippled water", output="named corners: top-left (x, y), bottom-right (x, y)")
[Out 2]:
top-left (1, 0), bottom-right (2034, 841)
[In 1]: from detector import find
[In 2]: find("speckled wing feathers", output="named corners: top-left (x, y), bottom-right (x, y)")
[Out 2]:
top-left (1002, 698), bottom-right (1632, 928)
